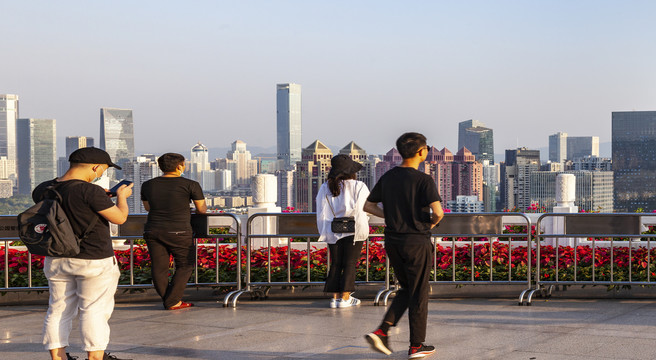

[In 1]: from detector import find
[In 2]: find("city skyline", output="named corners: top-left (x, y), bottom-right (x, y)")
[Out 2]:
top-left (2, 1), bottom-right (655, 157)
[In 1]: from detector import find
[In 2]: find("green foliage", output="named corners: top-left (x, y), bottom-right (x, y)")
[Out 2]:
top-left (0, 194), bottom-right (34, 216)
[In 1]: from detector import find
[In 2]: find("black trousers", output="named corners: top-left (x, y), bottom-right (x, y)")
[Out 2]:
top-left (324, 236), bottom-right (363, 293)
top-left (382, 237), bottom-right (433, 344)
top-left (144, 229), bottom-right (195, 308)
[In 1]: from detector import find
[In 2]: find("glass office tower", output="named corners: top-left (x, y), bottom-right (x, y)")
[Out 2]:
top-left (612, 111), bottom-right (656, 212)
top-left (100, 108), bottom-right (134, 180)
top-left (276, 83), bottom-right (302, 169)
top-left (458, 119), bottom-right (494, 164)
top-left (17, 118), bottom-right (57, 194)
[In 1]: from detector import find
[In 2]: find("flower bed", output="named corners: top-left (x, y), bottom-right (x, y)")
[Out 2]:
top-left (4, 240), bottom-right (656, 289)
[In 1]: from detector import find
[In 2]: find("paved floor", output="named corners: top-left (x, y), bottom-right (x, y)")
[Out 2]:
top-left (2, 289), bottom-right (656, 360)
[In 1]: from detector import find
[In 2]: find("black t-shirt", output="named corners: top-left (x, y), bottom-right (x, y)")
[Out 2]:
top-left (367, 166), bottom-right (442, 241)
top-left (32, 179), bottom-right (116, 259)
top-left (140, 177), bottom-right (204, 232)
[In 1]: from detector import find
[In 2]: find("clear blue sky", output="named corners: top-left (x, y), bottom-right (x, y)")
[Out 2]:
top-left (3, 1), bottom-right (655, 158)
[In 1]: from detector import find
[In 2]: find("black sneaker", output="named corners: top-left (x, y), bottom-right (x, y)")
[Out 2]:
top-left (365, 329), bottom-right (393, 355)
top-left (408, 344), bottom-right (436, 359)
top-left (66, 353), bottom-right (78, 360)
top-left (86, 353), bottom-right (132, 360)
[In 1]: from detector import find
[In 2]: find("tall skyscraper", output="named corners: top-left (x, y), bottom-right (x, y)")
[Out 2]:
top-left (0, 94), bottom-right (18, 185)
top-left (612, 111), bottom-right (656, 212)
top-left (123, 155), bottom-right (161, 213)
top-left (226, 140), bottom-right (258, 188)
top-left (0, 94), bottom-right (18, 162)
top-left (458, 119), bottom-right (494, 164)
top-left (294, 140), bottom-right (332, 212)
top-left (567, 136), bottom-right (599, 160)
top-left (17, 118), bottom-right (57, 194)
top-left (501, 148), bottom-right (540, 211)
top-left (425, 147), bottom-right (454, 203)
top-left (65, 136), bottom-right (94, 158)
top-left (190, 142), bottom-right (210, 182)
top-left (452, 147), bottom-right (483, 202)
top-left (276, 169), bottom-right (295, 209)
top-left (100, 108), bottom-right (134, 181)
top-left (276, 83), bottom-right (302, 169)
top-left (548, 132), bottom-right (568, 163)
top-left (481, 160), bottom-right (500, 212)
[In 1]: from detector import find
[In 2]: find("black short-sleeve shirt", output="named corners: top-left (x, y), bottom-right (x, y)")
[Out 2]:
top-left (32, 179), bottom-right (116, 259)
top-left (140, 177), bottom-right (205, 232)
top-left (367, 166), bottom-right (442, 240)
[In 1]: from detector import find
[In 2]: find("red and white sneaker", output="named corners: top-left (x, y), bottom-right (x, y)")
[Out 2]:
top-left (408, 344), bottom-right (436, 359)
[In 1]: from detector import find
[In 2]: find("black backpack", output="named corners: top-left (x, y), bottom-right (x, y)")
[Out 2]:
top-left (17, 182), bottom-right (98, 257)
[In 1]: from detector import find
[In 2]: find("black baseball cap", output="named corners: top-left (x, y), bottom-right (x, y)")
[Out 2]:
top-left (69, 147), bottom-right (122, 170)
top-left (327, 154), bottom-right (363, 178)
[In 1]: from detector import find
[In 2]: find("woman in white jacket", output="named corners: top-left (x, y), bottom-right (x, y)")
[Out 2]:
top-left (316, 155), bottom-right (370, 308)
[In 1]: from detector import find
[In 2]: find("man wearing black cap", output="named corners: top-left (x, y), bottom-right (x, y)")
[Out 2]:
top-left (32, 147), bottom-right (133, 360)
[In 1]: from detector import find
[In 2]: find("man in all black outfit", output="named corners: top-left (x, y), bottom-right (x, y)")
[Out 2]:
top-left (141, 153), bottom-right (207, 310)
top-left (364, 132), bottom-right (444, 360)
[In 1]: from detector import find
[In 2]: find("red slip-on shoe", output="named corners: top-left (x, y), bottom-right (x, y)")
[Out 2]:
top-left (166, 301), bottom-right (194, 310)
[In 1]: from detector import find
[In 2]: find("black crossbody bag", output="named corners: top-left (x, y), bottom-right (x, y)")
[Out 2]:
top-left (326, 195), bottom-right (356, 233)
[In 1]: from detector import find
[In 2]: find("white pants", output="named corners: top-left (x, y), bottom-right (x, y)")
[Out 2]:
top-left (43, 256), bottom-right (120, 352)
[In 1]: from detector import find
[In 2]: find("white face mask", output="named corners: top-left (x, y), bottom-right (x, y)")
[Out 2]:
top-left (91, 168), bottom-right (103, 183)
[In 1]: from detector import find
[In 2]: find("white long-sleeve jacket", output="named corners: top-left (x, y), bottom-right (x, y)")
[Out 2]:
top-left (315, 179), bottom-right (370, 244)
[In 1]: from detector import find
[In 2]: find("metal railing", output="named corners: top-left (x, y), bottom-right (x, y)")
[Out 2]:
top-left (7, 211), bottom-right (656, 307)
top-left (523, 213), bottom-right (656, 305)
top-left (224, 212), bottom-right (389, 307)
top-left (375, 213), bottom-right (534, 305)
top-left (1, 213), bottom-right (241, 293)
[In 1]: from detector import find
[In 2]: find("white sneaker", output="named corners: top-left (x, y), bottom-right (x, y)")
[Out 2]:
top-left (338, 296), bottom-right (361, 308)
top-left (330, 298), bottom-right (339, 308)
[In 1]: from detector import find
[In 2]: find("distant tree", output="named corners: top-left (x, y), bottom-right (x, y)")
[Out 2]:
top-left (0, 194), bottom-right (34, 215)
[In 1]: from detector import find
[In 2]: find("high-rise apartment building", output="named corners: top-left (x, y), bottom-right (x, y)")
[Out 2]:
top-left (100, 108), bottom-right (134, 181)
top-left (375, 148), bottom-right (403, 183)
top-left (339, 141), bottom-right (374, 188)
top-left (548, 132), bottom-right (568, 163)
top-left (458, 119), bottom-right (494, 164)
top-left (612, 111), bottom-right (656, 212)
top-left (452, 147), bottom-right (483, 202)
top-left (226, 140), bottom-right (258, 188)
top-left (530, 170), bottom-right (613, 212)
top-left (17, 118), bottom-right (57, 194)
top-left (276, 83), bottom-right (302, 170)
top-left (65, 136), bottom-right (94, 158)
top-left (501, 148), bottom-right (540, 211)
top-left (425, 147), bottom-right (454, 203)
top-left (190, 142), bottom-right (210, 182)
top-left (294, 140), bottom-right (332, 212)
top-left (123, 155), bottom-right (161, 213)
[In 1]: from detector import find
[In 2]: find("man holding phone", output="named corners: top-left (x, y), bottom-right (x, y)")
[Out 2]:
top-left (141, 152), bottom-right (207, 310)
top-left (33, 147), bottom-right (133, 360)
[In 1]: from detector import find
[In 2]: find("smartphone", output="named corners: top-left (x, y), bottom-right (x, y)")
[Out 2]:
top-left (108, 180), bottom-right (133, 197)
